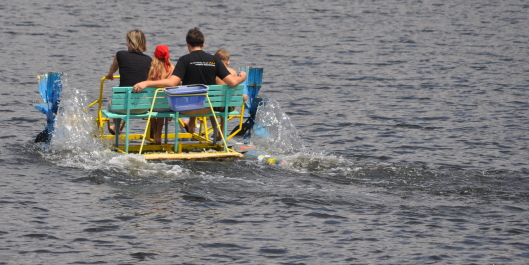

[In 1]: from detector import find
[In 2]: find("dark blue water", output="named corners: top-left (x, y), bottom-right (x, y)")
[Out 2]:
top-left (1, 0), bottom-right (529, 264)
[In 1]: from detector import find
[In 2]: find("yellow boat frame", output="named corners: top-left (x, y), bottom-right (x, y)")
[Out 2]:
top-left (86, 76), bottom-right (245, 160)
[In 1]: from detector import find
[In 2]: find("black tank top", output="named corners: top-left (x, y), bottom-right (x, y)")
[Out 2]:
top-left (116, 50), bottom-right (152, 87)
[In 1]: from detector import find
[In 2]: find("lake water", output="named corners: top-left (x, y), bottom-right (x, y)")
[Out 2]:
top-left (1, 0), bottom-right (529, 264)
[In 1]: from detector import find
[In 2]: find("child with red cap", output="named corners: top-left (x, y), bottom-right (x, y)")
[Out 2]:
top-left (147, 45), bottom-right (175, 144)
top-left (148, 45), bottom-right (174, 81)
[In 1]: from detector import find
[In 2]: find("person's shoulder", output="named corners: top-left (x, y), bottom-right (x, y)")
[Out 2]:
top-left (180, 52), bottom-right (193, 58)
top-left (132, 51), bottom-right (152, 61)
top-left (194, 50), bottom-right (215, 57)
top-left (133, 51), bottom-right (151, 57)
top-left (227, 67), bottom-right (237, 75)
top-left (117, 50), bottom-right (149, 57)
top-left (177, 52), bottom-right (195, 62)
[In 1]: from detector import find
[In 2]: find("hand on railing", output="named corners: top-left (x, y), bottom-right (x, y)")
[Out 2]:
top-left (103, 75), bottom-right (120, 81)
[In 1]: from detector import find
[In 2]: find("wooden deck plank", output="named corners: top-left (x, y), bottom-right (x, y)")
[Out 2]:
top-left (143, 152), bottom-right (243, 160)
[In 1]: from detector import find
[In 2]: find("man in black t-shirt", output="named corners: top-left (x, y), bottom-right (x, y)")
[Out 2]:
top-left (133, 27), bottom-right (246, 132)
top-left (172, 47), bottom-right (231, 86)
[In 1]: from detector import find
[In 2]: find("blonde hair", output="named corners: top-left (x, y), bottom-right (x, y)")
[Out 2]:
top-left (214, 49), bottom-right (230, 63)
top-left (126, 29), bottom-right (147, 52)
top-left (148, 58), bottom-right (174, 81)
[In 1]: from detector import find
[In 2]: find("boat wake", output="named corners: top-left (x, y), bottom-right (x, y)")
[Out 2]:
top-left (24, 75), bottom-right (509, 206)
top-left (244, 98), bottom-right (342, 168)
top-left (29, 76), bottom-right (366, 186)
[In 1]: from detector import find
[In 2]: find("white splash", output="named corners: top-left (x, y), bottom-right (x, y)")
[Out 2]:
top-left (251, 98), bottom-right (304, 154)
top-left (38, 75), bottom-right (186, 177)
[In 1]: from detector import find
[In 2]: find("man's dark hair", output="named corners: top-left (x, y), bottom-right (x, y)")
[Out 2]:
top-left (186, 27), bottom-right (205, 47)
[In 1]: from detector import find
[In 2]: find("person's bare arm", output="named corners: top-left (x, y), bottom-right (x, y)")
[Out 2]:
top-left (222, 71), bottom-right (246, 87)
top-left (133, 75), bottom-right (181, 93)
top-left (105, 56), bottom-right (119, 80)
top-left (216, 68), bottom-right (237, 85)
top-left (215, 76), bottom-right (225, 85)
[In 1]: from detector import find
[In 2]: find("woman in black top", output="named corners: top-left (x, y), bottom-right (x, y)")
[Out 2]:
top-left (105, 29), bottom-right (152, 134)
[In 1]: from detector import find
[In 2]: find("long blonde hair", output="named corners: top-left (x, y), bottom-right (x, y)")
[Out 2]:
top-left (148, 58), bottom-right (174, 81)
top-left (126, 29), bottom-right (147, 52)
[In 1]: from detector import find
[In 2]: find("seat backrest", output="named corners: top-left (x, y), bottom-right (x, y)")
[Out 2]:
top-left (206, 85), bottom-right (244, 109)
top-left (110, 87), bottom-right (170, 112)
top-left (110, 85), bottom-right (244, 112)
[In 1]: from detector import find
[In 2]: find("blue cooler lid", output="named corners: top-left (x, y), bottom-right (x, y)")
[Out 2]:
top-left (164, 84), bottom-right (208, 95)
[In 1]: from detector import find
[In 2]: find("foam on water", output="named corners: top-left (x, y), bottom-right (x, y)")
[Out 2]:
top-left (248, 98), bottom-right (363, 176)
top-left (35, 78), bottom-right (187, 177)
top-left (247, 99), bottom-right (464, 192)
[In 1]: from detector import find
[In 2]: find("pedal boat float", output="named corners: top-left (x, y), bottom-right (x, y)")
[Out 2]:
top-left (87, 76), bottom-right (247, 161)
